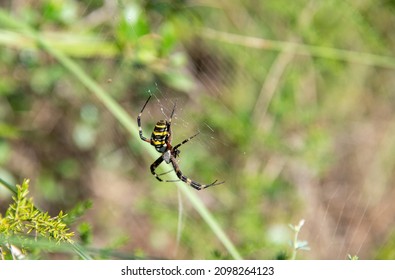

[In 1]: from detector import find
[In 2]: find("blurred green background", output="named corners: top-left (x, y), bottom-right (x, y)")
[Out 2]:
top-left (1, 0), bottom-right (395, 259)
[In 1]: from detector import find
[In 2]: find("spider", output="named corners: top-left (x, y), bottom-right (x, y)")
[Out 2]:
top-left (137, 95), bottom-right (224, 190)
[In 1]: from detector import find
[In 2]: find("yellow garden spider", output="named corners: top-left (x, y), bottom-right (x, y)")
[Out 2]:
top-left (137, 95), bottom-right (224, 190)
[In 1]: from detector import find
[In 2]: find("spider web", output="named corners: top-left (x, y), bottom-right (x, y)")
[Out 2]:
top-left (110, 1), bottom-right (395, 259)
top-left (104, 1), bottom-right (395, 260)
top-left (3, 0), bottom-right (391, 261)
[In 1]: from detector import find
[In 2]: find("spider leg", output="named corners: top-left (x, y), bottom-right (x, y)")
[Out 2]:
top-left (173, 132), bottom-right (200, 150)
top-left (157, 169), bottom-right (178, 177)
top-left (149, 149), bottom-right (225, 190)
top-left (137, 95), bottom-right (152, 143)
top-left (150, 155), bottom-right (165, 182)
top-left (170, 157), bottom-right (224, 190)
top-left (169, 100), bottom-right (177, 120)
top-left (166, 101), bottom-right (177, 145)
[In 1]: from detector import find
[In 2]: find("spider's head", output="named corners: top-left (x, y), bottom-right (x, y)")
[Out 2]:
top-left (164, 149), bottom-right (180, 164)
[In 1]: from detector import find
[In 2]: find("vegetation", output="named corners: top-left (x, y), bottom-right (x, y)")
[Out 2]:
top-left (0, 179), bottom-right (75, 259)
top-left (1, 0), bottom-right (395, 259)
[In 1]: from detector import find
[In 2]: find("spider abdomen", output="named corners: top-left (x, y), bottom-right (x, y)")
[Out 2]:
top-left (151, 120), bottom-right (169, 153)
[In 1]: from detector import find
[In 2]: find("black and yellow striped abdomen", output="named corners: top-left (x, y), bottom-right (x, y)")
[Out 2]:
top-left (151, 120), bottom-right (169, 153)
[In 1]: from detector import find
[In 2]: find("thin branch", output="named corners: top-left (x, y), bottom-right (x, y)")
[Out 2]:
top-left (202, 28), bottom-right (395, 69)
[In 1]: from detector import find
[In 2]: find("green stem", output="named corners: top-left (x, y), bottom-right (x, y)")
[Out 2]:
top-left (0, 177), bottom-right (17, 194)
top-left (203, 28), bottom-right (395, 69)
top-left (291, 227), bottom-right (300, 260)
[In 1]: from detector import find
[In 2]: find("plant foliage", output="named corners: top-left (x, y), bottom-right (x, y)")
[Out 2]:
top-left (0, 179), bottom-right (74, 259)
